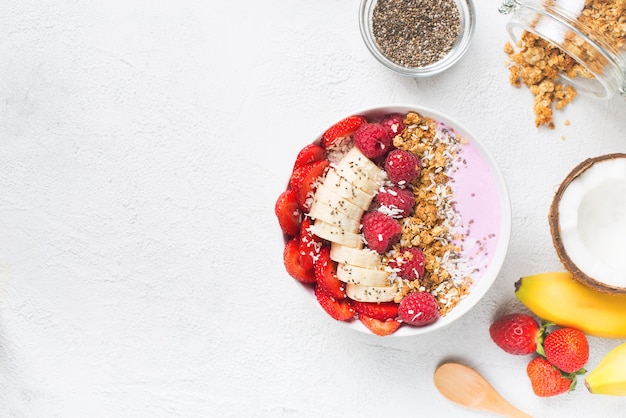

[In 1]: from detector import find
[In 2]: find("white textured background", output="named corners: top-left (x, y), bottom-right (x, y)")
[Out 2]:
top-left (1, 1), bottom-right (626, 417)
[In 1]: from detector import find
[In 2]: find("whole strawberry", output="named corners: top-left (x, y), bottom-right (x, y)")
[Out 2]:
top-left (489, 313), bottom-right (542, 355)
top-left (527, 357), bottom-right (574, 397)
top-left (543, 327), bottom-right (589, 373)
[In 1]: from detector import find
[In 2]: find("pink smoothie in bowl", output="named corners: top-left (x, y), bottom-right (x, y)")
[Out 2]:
top-left (276, 104), bottom-right (511, 337)
top-left (451, 136), bottom-right (503, 276)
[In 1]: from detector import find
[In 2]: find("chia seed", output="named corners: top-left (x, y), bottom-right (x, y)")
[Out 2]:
top-left (372, 0), bottom-right (461, 68)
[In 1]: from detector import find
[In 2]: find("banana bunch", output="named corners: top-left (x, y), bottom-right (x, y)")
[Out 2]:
top-left (586, 342), bottom-right (626, 396)
top-left (309, 147), bottom-right (398, 302)
top-left (515, 271), bottom-right (626, 338)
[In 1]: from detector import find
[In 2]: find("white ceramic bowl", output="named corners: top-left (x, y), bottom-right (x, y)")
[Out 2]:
top-left (282, 104), bottom-right (511, 337)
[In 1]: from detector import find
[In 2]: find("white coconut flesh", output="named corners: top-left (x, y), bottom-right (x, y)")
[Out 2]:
top-left (557, 157), bottom-right (626, 288)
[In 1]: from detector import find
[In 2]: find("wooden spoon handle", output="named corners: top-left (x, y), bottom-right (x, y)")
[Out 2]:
top-left (489, 398), bottom-right (533, 418)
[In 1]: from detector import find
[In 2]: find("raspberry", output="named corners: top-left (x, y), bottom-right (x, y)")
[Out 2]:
top-left (384, 149), bottom-right (422, 185)
top-left (380, 113), bottom-right (405, 138)
top-left (376, 186), bottom-right (415, 218)
top-left (398, 292), bottom-right (439, 327)
top-left (388, 247), bottom-right (425, 281)
top-left (354, 123), bottom-right (392, 159)
top-left (361, 212), bottom-right (402, 254)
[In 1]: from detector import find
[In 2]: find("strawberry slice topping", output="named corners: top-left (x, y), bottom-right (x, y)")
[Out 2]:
top-left (320, 115), bottom-right (367, 149)
top-left (359, 314), bottom-right (402, 336)
top-left (289, 160), bottom-right (329, 211)
top-left (283, 237), bottom-right (316, 284)
top-left (299, 217), bottom-right (323, 271)
top-left (314, 246), bottom-right (345, 300)
top-left (315, 285), bottom-right (355, 321)
top-left (275, 189), bottom-right (302, 236)
top-left (293, 143), bottom-right (326, 171)
top-left (352, 301), bottom-right (399, 322)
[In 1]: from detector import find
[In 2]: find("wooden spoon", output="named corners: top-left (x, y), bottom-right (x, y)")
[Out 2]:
top-left (434, 362), bottom-right (532, 418)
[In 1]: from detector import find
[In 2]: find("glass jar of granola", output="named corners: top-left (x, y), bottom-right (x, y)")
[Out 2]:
top-left (499, 0), bottom-right (626, 100)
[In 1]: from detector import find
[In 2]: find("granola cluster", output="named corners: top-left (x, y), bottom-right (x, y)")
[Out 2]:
top-left (505, 32), bottom-right (583, 129)
top-left (388, 112), bottom-right (473, 316)
top-left (505, 0), bottom-right (626, 129)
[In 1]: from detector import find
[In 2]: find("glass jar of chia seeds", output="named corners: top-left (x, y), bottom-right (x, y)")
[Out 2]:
top-left (499, 0), bottom-right (626, 99)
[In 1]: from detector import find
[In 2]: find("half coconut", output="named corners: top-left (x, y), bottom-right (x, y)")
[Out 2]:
top-left (549, 153), bottom-right (626, 293)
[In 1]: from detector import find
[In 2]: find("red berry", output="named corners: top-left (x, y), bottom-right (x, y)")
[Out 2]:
top-left (315, 285), bottom-right (354, 321)
top-left (354, 123), bottom-right (393, 159)
top-left (352, 301), bottom-right (399, 322)
top-left (283, 237), bottom-right (316, 284)
top-left (376, 186), bottom-right (415, 218)
top-left (293, 143), bottom-right (325, 171)
top-left (380, 113), bottom-right (405, 138)
top-left (299, 217), bottom-right (322, 271)
top-left (489, 313), bottom-right (541, 356)
top-left (314, 246), bottom-right (346, 300)
top-left (361, 212), bottom-right (402, 254)
top-left (388, 247), bottom-right (425, 281)
top-left (289, 160), bottom-right (329, 211)
top-left (527, 357), bottom-right (574, 397)
top-left (359, 314), bottom-right (402, 336)
top-left (384, 149), bottom-right (422, 185)
top-left (321, 115), bottom-right (367, 149)
top-left (397, 292), bottom-right (439, 327)
top-left (288, 164), bottom-right (310, 196)
top-left (275, 189), bottom-right (302, 236)
top-left (543, 328), bottom-right (589, 373)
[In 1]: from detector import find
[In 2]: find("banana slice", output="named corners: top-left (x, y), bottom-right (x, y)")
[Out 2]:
top-left (345, 282), bottom-right (399, 303)
top-left (311, 184), bottom-right (364, 221)
top-left (339, 147), bottom-right (386, 183)
top-left (308, 202), bottom-right (360, 234)
top-left (333, 164), bottom-right (381, 196)
top-left (330, 243), bottom-right (381, 269)
top-left (311, 219), bottom-right (363, 249)
top-left (323, 169), bottom-right (375, 210)
top-left (336, 263), bottom-right (389, 287)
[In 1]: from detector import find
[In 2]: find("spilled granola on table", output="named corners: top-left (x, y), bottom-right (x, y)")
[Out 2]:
top-left (504, 0), bottom-right (626, 129)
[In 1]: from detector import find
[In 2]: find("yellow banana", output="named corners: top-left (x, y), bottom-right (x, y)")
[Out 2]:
top-left (586, 342), bottom-right (626, 396)
top-left (515, 271), bottom-right (626, 338)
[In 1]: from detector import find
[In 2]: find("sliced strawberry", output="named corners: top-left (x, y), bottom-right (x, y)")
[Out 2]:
top-left (283, 237), bottom-right (316, 284)
top-left (314, 246), bottom-right (345, 300)
top-left (288, 164), bottom-right (309, 195)
top-left (359, 314), bottom-right (402, 336)
top-left (299, 217), bottom-right (323, 271)
top-left (289, 159), bottom-right (329, 211)
top-left (293, 143), bottom-right (326, 171)
top-left (352, 301), bottom-right (399, 322)
top-left (321, 115), bottom-right (367, 148)
top-left (315, 285), bottom-right (354, 321)
top-left (275, 189), bottom-right (302, 236)
top-left (289, 161), bottom-right (324, 201)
